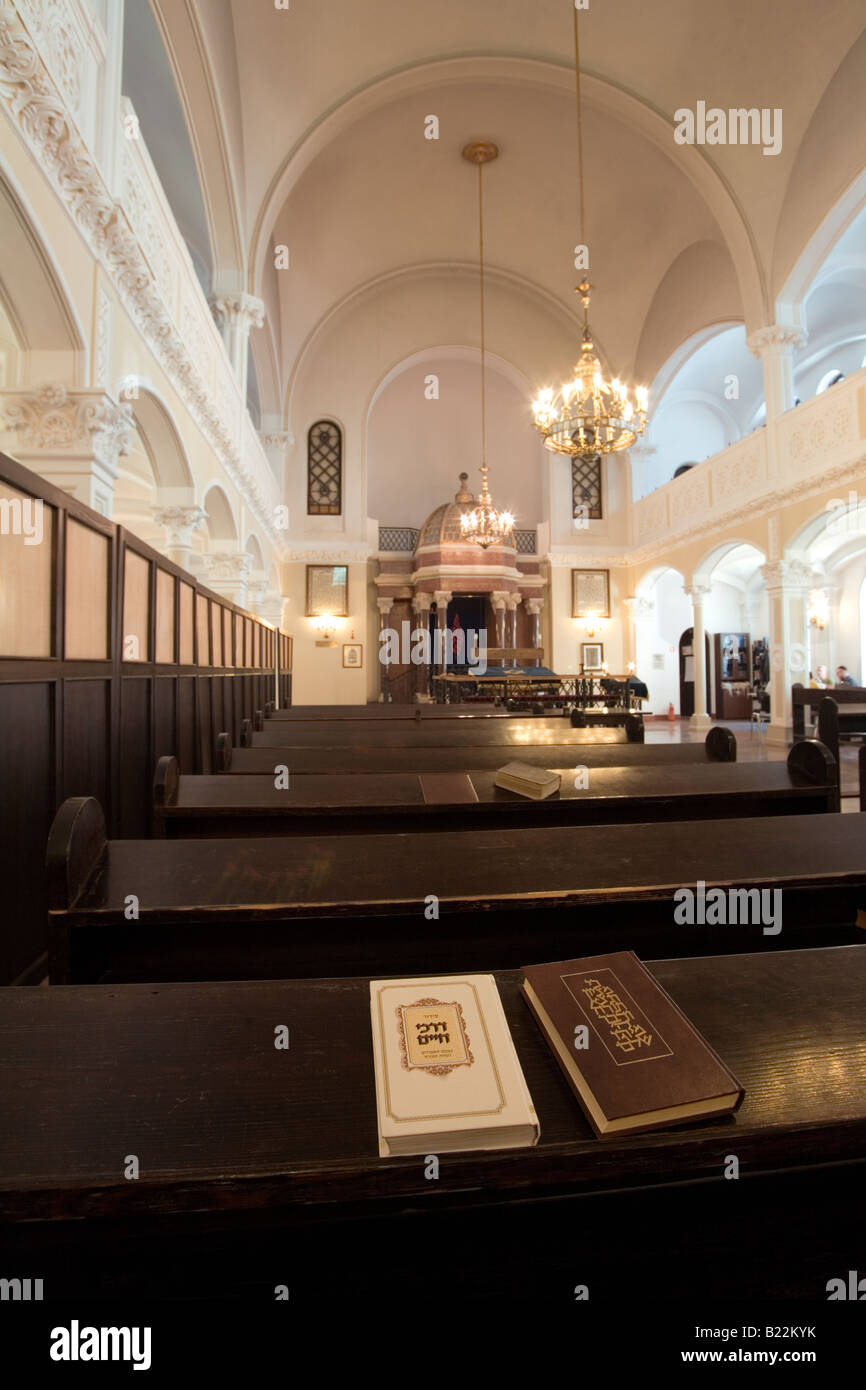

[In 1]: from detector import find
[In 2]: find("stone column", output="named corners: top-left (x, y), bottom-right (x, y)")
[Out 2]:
top-left (377, 597), bottom-right (394, 703)
top-left (506, 593), bottom-right (521, 666)
top-left (411, 593), bottom-right (433, 700)
top-left (433, 590), bottom-right (452, 678)
top-left (1, 384), bottom-right (132, 517)
top-left (819, 581), bottom-right (839, 679)
top-left (683, 583), bottom-right (713, 730)
top-left (491, 591), bottom-right (509, 654)
top-left (747, 326), bottom-right (806, 480)
top-left (210, 293), bottom-right (265, 398)
top-left (761, 560), bottom-right (815, 742)
top-left (151, 504), bottom-right (209, 571)
top-left (525, 598), bottom-right (544, 665)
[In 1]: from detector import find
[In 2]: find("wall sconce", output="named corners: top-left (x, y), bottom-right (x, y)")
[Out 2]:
top-left (582, 613), bottom-right (608, 639)
top-left (311, 614), bottom-right (341, 647)
top-left (808, 590), bottom-right (828, 630)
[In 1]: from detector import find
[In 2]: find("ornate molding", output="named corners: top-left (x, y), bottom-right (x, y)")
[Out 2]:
top-left (211, 293), bottom-right (265, 332)
top-left (151, 504), bottom-right (208, 548)
top-left (747, 325), bottom-right (806, 357)
top-left (2, 383), bottom-right (132, 469)
top-left (0, 1), bottom-right (282, 552)
top-left (760, 559), bottom-right (820, 595)
top-left (204, 551), bottom-right (254, 582)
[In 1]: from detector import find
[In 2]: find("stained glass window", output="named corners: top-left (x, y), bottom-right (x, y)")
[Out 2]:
top-left (572, 454), bottom-right (602, 520)
top-left (307, 420), bottom-right (342, 515)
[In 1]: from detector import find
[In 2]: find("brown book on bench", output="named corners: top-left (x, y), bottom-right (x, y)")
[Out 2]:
top-left (521, 950), bottom-right (744, 1138)
top-left (418, 773), bottom-right (479, 805)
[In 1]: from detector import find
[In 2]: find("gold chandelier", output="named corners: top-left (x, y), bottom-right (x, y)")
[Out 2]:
top-left (531, 4), bottom-right (648, 458)
top-left (459, 140), bottom-right (515, 550)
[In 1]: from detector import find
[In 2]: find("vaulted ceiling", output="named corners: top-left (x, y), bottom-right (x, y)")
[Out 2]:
top-left (147, 0), bottom-right (866, 415)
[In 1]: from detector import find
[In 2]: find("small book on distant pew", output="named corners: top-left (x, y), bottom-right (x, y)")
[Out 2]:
top-left (370, 975), bottom-right (540, 1156)
top-left (521, 951), bottom-right (744, 1138)
top-left (494, 761), bottom-right (561, 799)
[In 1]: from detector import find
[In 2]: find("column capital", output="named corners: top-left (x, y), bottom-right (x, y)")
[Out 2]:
top-left (151, 504), bottom-right (208, 548)
top-left (376, 597), bottom-right (393, 616)
top-left (746, 324), bottom-right (807, 358)
top-left (490, 590), bottom-right (510, 610)
top-left (246, 579), bottom-right (268, 609)
top-left (525, 598), bottom-right (544, 616)
top-left (505, 591), bottom-right (522, 611)
top-left (2, 384), bottom-right (133, 470)
top-left (412, 592), bottom-right (433, 614)
top-left (433, 589), bottom-right (452, 607)
top-left (259, 430), bottom-right (293, 451)
top-left (210, 293), bottom-right (265, 332)
top-left (683, 582), bottom-right (713, 606)
top-left (760, 559), bottom-right (819, 596)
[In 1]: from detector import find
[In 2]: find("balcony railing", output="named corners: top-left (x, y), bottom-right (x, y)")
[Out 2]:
top-left (0, 1), bottom-right (280, 548)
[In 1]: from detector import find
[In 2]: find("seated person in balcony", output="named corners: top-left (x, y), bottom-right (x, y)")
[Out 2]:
top-left (835, 665), bottom-right (858, 687)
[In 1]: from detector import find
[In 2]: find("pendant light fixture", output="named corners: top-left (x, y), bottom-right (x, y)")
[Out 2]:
top-left (459, 140), bottom-right (516, 549)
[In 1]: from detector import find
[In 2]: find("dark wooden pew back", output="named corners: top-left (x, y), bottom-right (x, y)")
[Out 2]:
top-left (48, 796), bottom-right (864, 985)
top-left (217, 726), bottom-right (736, 774)
top-left (154, 740), bottom-right (834, 839)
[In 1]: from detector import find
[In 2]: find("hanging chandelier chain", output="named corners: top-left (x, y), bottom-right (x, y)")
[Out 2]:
top-left (478, 161), bottom-right (487, 469)
top-left (573, 2), bottom-right (586, 252)
top-left (529, 3), bottom-right (649, 459)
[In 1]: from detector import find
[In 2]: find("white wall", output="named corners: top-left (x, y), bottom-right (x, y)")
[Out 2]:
top-left (367, 355), bottom-right (542, 530)
top-left (636, 570), bottom-right (692, 713)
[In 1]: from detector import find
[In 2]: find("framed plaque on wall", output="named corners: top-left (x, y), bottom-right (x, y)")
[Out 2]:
top-left (306, 564), bottom-right (348, 616)
top-left (572, 568), bottom-right (610, 618)
top-left (581, 642), bottom-right (604, 672)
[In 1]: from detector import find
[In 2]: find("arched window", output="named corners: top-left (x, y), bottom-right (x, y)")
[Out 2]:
top-left (307, 420), bottom-right (342, 515)
top-left (817, 370), bottom-right (844, 394)
top-left (673, 462), bottom-right (697, 479)
top-left (571, 454), bottom-right (602, 520)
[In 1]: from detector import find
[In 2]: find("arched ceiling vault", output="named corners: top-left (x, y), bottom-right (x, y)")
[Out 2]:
top-left (171, 1), bottom-right (865, 404)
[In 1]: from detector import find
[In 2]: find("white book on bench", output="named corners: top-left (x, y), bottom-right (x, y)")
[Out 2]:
top-left (370, 974), bottom-right (540, 1157)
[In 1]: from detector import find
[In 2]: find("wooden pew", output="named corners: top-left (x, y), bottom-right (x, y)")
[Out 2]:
top-left (48, 796), bottom-right (865, 984)
top-left (216, 726), bottom-right (736, 774)
top-left (793, 684), bottom-right (866, 742)
top-left (241, 712), bottom-right (646, 749)
top-left (154, 741), bottom-right (836, 839)
top-left (3, 946), bottom-right (866, 1302)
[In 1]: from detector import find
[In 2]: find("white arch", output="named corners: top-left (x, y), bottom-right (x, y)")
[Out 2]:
top-left (776, 167), bottom-right (866, 331)
top-left (125, 384), bottom-right (195, 490)
top-left (252, 57), bottom-right (764, 328)
top-left (693, 539), bottom-right (766, 589)
top-left (285, 260), bottom-right (586, 426)
top-left (648, 320), bottom-right (744, 411)
top-left (0, 158), bottom-right (86, 366)
top-left (201, 483), bottom-right (238, 542)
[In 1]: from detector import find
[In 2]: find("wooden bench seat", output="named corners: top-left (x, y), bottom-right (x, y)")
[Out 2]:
top-left (154, 741), bottom-right (835, 839)
top-left (216, 726), bottom-right (736, 774)
top-left (3, 946), bottom-right (865, 1301)
top-left (48, 798), bottom-right (865, 983)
